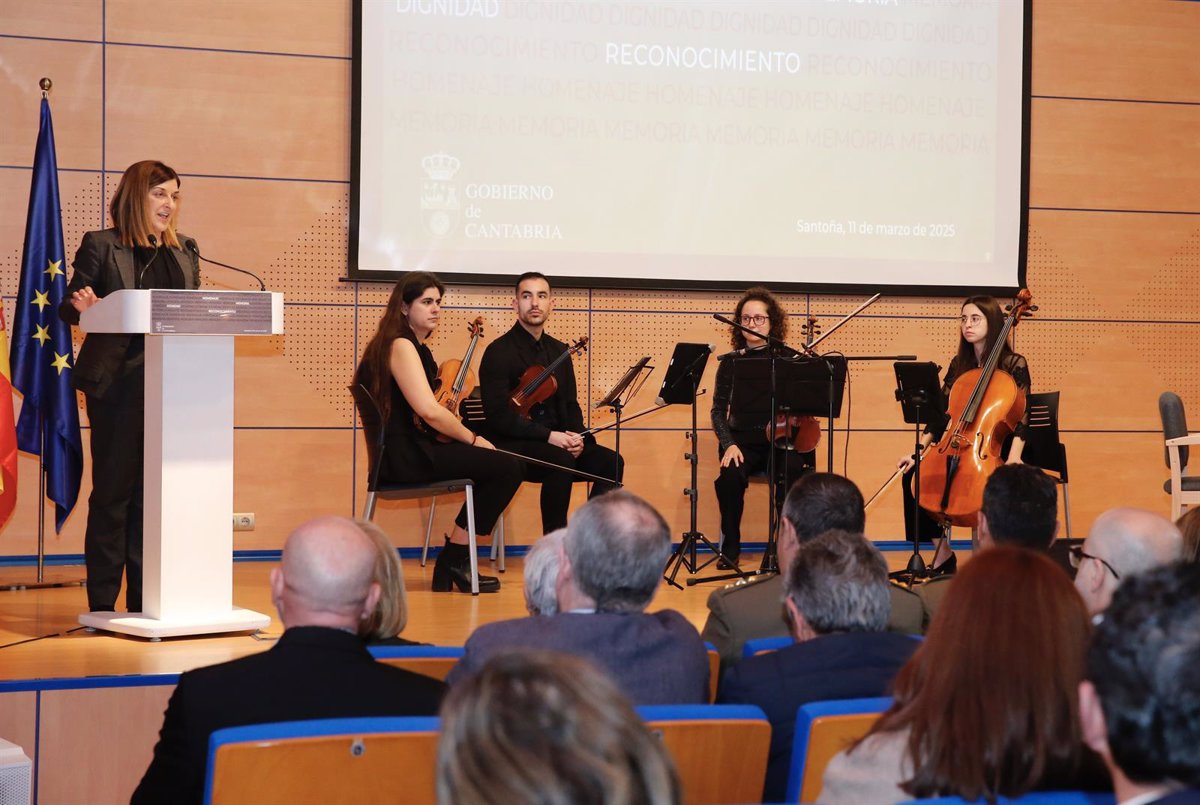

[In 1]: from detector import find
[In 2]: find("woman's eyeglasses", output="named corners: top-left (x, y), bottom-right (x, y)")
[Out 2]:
top-left (1068, 545), bottom-right (1121, 580)
top-left (739, 315), bottom-right (769, 326)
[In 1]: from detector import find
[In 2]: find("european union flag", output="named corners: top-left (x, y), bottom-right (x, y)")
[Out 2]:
top-left (10, 98), bottom-right (83, 532)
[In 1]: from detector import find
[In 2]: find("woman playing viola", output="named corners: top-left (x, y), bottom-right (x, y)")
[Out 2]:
top-left (711, 287), bottom-right (814, 567)
top-left (355, 272), bottom-right (522, 593)
top-left (896, 295), bottom-right (1031, 573)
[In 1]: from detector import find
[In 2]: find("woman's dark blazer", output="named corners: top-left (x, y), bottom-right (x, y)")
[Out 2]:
top-left (58, 228), bottom-right (201, 399)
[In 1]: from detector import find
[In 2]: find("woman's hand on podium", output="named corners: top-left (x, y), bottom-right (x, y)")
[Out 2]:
top-left (70, 286), bottom-right (99, 313)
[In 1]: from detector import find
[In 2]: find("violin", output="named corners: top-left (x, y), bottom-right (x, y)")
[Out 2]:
top-left (417, 317), bottom-right (484, 442)
top-left (509, 336), bottom-right (589, 419)
top-left (766, 314), bottom-right (821, 453)
top-left (918, 289), bottom-right (1035, 527)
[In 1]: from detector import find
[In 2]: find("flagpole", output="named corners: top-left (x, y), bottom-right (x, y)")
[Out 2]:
top-left (0, 79), bottom-right (84, 593)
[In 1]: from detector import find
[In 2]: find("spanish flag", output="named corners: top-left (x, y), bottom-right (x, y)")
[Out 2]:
top-left (0, 305), bottom-right (17, 529)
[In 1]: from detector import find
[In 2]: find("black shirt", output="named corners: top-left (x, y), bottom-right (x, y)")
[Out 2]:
top-left (478, 322), bottom-right (587, 442)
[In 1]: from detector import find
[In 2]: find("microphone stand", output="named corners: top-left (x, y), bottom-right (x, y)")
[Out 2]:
top-left (711, 314), bottom-right (803, 578)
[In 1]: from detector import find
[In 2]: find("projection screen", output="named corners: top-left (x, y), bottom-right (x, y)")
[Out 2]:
top-left (350, 0), bottom-right (1030, 294)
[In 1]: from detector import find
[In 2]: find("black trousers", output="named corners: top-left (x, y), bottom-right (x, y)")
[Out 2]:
top-left (83, 369), bottom-right (145, 612)
top-left (714, 437), bottom-right (812, 557)
top-left (384, 441), bottom-right (523, 536)
top-left (495, 439), bottom-right (624, 534)
top-left (901, 464), bottom-right (947, 544)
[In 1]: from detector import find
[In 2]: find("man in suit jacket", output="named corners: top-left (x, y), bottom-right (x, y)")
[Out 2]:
top-left (918, 463), bottom-right (1064, 629)
top-left (447, 491), bottom-right (709, 704)
top-left (131, 517), bottom-right (445, 805)
top-left (702, 473), bottom-right (923, 670)
top-left (718, 530), bottom-right (919, 803)
top-left (1079, 562), bottom-right (1200, 805)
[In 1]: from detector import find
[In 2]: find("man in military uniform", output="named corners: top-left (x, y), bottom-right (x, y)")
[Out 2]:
top-left (702, 473), bottom-right (923, 671)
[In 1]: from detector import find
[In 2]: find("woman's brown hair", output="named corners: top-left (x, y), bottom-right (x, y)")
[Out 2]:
top-left (437, 651), bottom-right (680, 805)
top-left (730, 286), bottom-right (787, 349)
top-left (110, 160), bottom-right (182, 248)
top-left (355, 272), bottom-right (445, 424)
top-left (859, 546), bottom-right (1092, 801)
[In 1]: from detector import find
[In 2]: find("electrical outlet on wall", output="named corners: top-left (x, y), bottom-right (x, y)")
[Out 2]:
top-left (233, 513), bottom-right (255, 531)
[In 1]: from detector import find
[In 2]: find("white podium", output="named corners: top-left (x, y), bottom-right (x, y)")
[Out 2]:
top-left (77, 289), bottom-right (283, 638)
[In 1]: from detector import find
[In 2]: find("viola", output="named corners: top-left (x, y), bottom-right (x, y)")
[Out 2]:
top-left (509, 336), bottom-right (589, 419)
top-left (765, 314), bottom-right (822, 453)
top-left (417, 317), bottom-right (484, 442)
top-left (918, 290), bottom-right (1035, 527)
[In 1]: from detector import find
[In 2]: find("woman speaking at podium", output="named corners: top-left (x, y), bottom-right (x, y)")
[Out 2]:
top-left (58, 160), bottom-right (201, 613)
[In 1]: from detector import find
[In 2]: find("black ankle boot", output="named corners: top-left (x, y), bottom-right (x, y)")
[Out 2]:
top-left (432, 539), bottom-right (500, 593)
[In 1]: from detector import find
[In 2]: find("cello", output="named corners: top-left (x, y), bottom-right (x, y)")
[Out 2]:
top-left (508, 336), bottom-right (589, 418)
top-left (918, 290), bottom-right (1034, 527)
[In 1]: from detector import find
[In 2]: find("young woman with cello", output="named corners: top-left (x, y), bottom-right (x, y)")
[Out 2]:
top-left (355, 272), bottom-right (522, 593)
top-left (712, 287), bottom-right (815, 567)
top-left (896, 295), bottom-right (1032, 574)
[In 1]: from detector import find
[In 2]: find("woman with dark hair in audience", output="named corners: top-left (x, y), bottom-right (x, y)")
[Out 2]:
top-left (896, 295), bottom-right (1032, 574)
top-left (437, 651), bottom-right (680, 805)
top-left (1175, 507), bottom-right (1200, 563)
top-left (821, 547), bottom-right (1106, 804)
top-left (355, 272), bottom-right (522, 593)
top-left (711, 286), bottom-right (812, 567)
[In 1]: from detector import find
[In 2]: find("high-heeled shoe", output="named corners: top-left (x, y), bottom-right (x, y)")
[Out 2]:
top-left (928, 552), bottom-right (957, 577)
top-left (432, 539), bottom-right (500, 593)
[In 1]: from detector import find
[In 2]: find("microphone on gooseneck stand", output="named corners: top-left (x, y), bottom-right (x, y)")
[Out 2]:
top-left (717, 347), bottom-right (752, 361)
top-left (138, 234), bottom-right (160, 287)
top-left (184, 240), bottom-right (267, 291)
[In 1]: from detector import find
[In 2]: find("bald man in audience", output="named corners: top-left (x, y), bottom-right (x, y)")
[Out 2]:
top-left (1073, 507), bottom-right (1182, 618)
top-left (131, 517), bottom-right (445, 805)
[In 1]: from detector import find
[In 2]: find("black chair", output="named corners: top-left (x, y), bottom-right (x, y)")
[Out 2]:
top-left (421, 397), bottom-right (506, 572)
top-left (1159, 391), bottom-right (1200, 519)
top-left (1021, 391), bottom-right (1073, 538)
top-left (350, 383), bottom-right (483, 594)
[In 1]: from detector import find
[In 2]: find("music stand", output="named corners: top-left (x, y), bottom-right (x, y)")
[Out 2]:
top-left (892, 361), bottom-right (944, 581)
top-left (594, 356), bottom-right (652, 461)
top-left (659, 344), bottom-right (738, 588)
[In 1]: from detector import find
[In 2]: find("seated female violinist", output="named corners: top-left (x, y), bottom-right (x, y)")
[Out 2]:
top-left (896, 295), bottom-right (1031, 574)
top-left (711, 287), bottom-right (815, 567)
top-left (355, 272), bottom-right (522, 593)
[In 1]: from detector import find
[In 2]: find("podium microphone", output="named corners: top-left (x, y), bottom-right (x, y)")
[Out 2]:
top-left (185, 240), bottom-right (266, 291)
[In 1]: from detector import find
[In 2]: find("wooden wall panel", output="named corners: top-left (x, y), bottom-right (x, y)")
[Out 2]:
top-left (1030, 98), bottom-right (1200, 211)
top-left (103, 46), bottom-right (349, 181)
top-left (0, 0), bottom-right (101, 42)
top-left (105, 0), bottom-right (350, 58)
top-left (1, 2), bottom-right (1196, 563)
top-left (181, 178), bottom-right (355, 304)
top-left (0, 38), bottom-right (103, 170)
top-left (1032, 0), bottom-right (1200, 102)
top-left (232, 429), bottom-right (353, 550)
top-left (37, 685), bottom-right (173, 805)
top-left (0, 691), bottom-right (37, 770)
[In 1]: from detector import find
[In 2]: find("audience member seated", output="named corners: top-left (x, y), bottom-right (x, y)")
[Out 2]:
top-left (437, 650), bottom-right (680, 805)
top-left (1079, 562), bottom-right (1200, 805)
top-left (447, 491), bottom-right (709, 704)
top-left (821, 546), bottom-right (1108, 804)
top-left (702, 472), bottom-right (923, 671)
top-left (918, 463), bottom-right (1060, 627)
top-left (130, 516), bottom-right (446, 805)
top-left (718, 529), bottom-right (919, 802)
top-left (523, 527), bottom-right (566, 616)
top-left (358, 518), bottom-right (425, 645)
top-left (1174, 507), bottom-right (1200, 564)
top-left (1072, 507), bottom-right (1182, 618)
